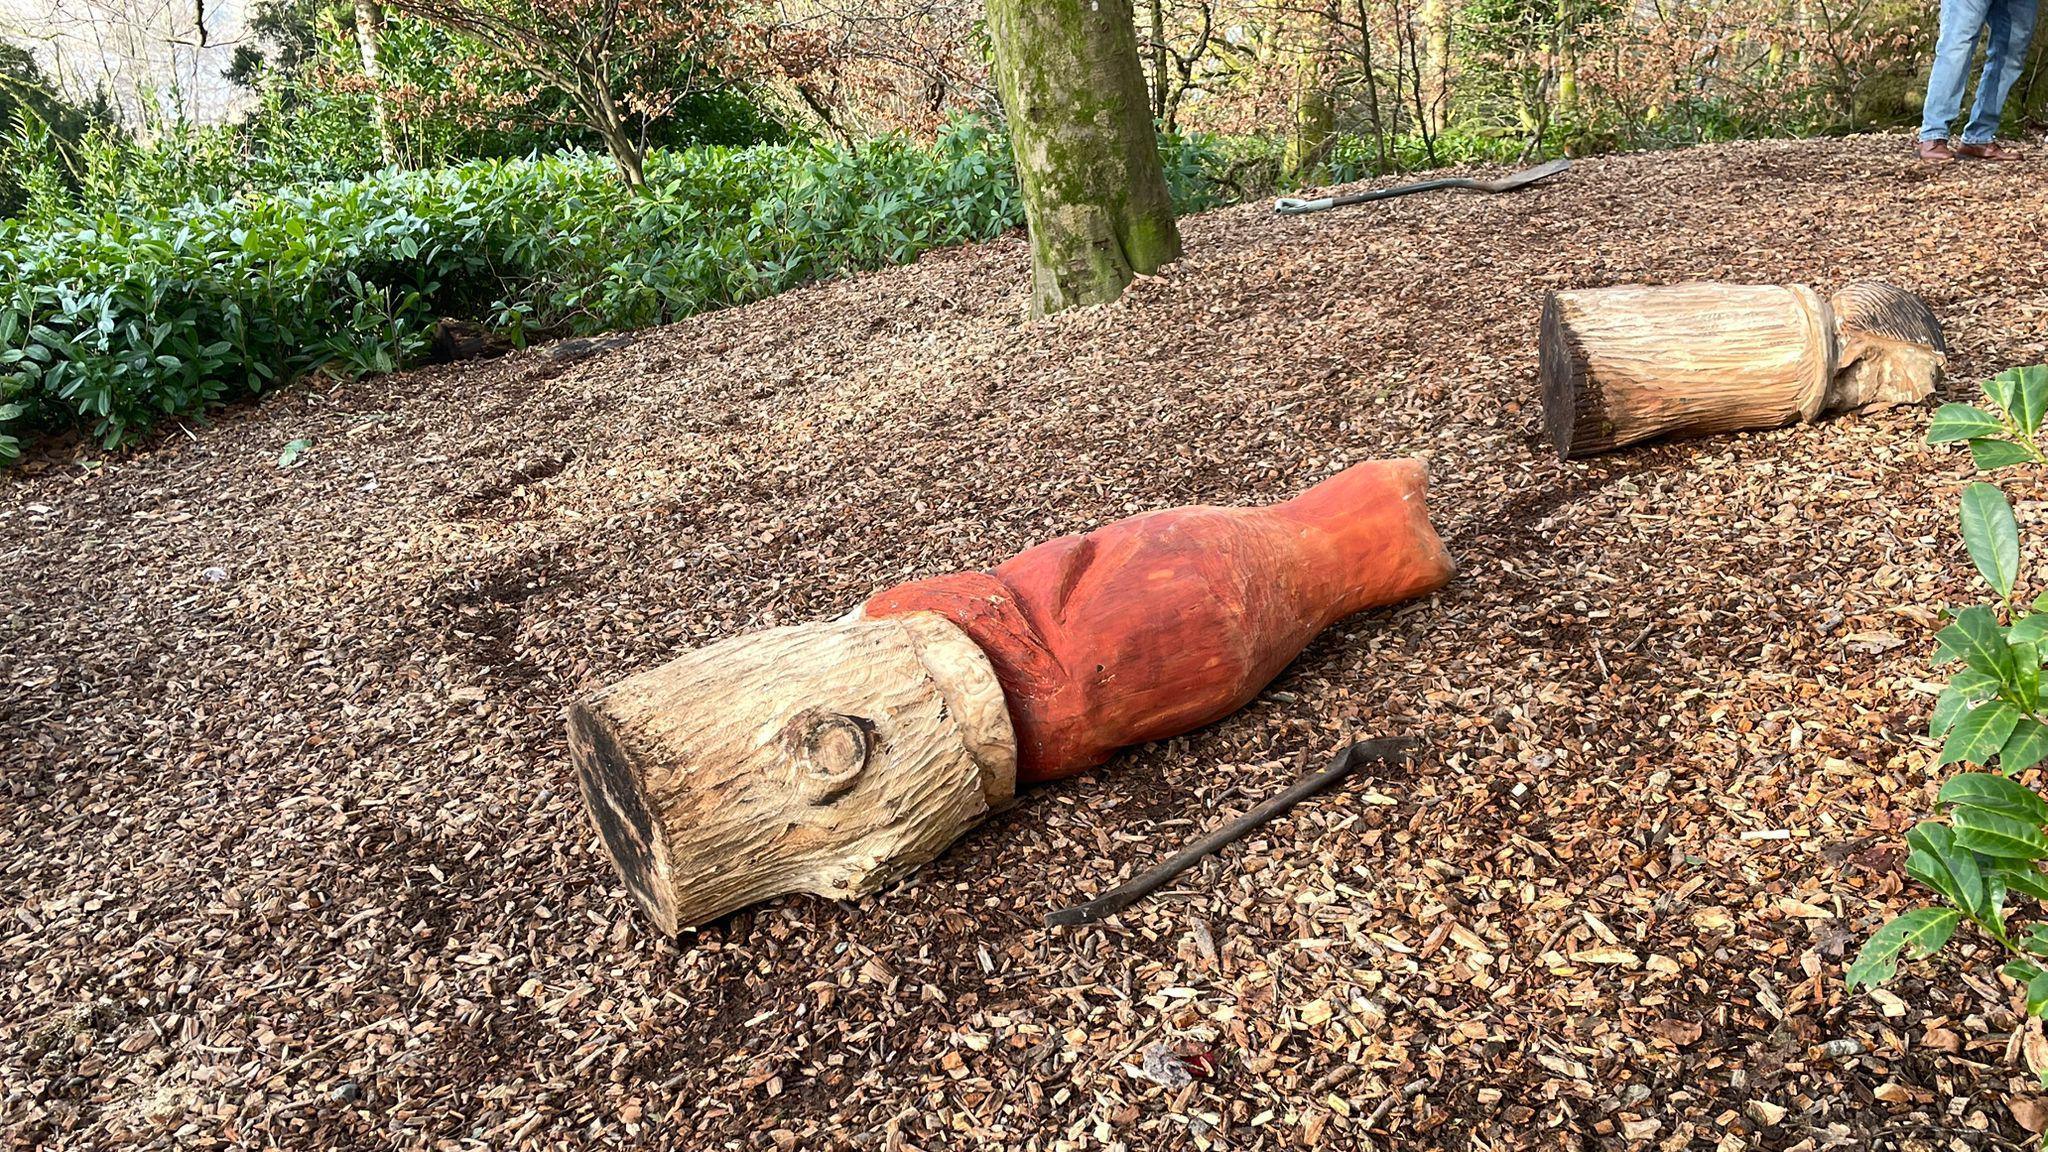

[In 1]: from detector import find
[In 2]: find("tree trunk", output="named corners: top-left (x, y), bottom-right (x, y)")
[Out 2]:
top-left (353, 0), bottom-right (397, 164)
top-left (986, 0), bottom-right (1182, 317)
top-left (1540, 281), bottom-right (1945, 459)
top-left (1555, 0), bottom-right (1577, 115)
top-left (1285, 35), bottom-right (1335, 181)
top-left (603, 131), bottom-right (647, 190)
top-left (1421, 0), bottom-right (1453, 132)
top-left (1399, 15), bottom-right (1439, 164)
top-left (586, 81), bottom-right (647, 190)
top-left (1148, 0), bottom-right (1168, 121)
top-left (570, 460), bottom-right (1453, 932)
top-left (1357, 0), bottom-right (1389, 171)
top-left (1283, 0), bottom-right (1341, 180)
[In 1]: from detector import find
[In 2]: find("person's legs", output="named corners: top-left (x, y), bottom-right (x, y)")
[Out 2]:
top-left (1923, 0), bottom-right (1995, 141)
top-left (1961, 0), bottom-right (2040, 143)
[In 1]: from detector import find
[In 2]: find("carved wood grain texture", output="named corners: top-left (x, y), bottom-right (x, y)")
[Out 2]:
top-left (1825, 281), bottom-right (1946, 411)
top-left (566, 611), bottom-right (1015, 933)
top-left (1541, 283), bottom-right (1834, 459)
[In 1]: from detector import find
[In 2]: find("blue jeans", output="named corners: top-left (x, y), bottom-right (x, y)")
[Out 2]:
top-left (1920, 0), bottom-right (2040, 143)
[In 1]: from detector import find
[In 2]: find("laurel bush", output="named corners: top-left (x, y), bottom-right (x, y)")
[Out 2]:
top-left (0, 120), bottom-right (1240, 461)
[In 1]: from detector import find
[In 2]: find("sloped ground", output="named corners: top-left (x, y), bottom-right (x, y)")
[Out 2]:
top-left (6, 134), bottom-right (2048, 1151)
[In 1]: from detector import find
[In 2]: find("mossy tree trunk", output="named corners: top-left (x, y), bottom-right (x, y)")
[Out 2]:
top-left (1284, 2), bottom-right (1337, 181)
top-left (1286, 63), bottom-right (1335, 182)
top-left (986, 0), bottom-right (1182, 318)
top-left (1555, 0), bottom-right (1578, 115)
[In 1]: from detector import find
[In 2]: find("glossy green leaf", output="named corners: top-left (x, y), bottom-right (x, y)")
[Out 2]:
top-left (1930, 403), bottom-right (2007, 444)
top-left (1846, 909), bottom-right (1961, 991)
top-left (1950, 667), bottom-right (2004, 699)
top-left (2013, 615), bottom-right (2048, 646)
top-left (1996, 861), bottom-right (2048, 903)
top-left (2008, 366), bottom-right (2048, 437)
top-left (1971, 438), bottom-right (2040, 471)
top-left (1954, 806), bottom-right (2048, 859)
top-left (1937, 606), bottom-right (2013, 679)
top-left (1988, 370), bottom-right (2024, 424)
top-left (1941, 660), bottom-right (2007, 729)
top-left (1940, 772), bottom-right (2048, 822)
top-left (1908, 821), bottom-right (1986, 917)
top-left (2017, 640), bottom-right (2043, 704)
top-left (1907, 851), bottom-right (1980, 919)
top-left (1941, 700), bottom-right (2023, 766)
top-left (1961, 483), bottom-right (2021, 599)
top-left (1933, 684), bottom-right (1975, 737)
top-left (2004, 719), bottom-right (2048, 774)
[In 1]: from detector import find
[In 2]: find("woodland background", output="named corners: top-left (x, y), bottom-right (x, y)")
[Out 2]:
top-left (0, 0), bottom-right (2038, 459)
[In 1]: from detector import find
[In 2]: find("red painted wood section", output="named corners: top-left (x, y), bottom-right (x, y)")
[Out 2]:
top-left (865, 459), bottom-right (1453, 781)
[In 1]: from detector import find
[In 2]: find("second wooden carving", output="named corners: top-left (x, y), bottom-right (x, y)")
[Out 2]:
top-left (1540, 281), bottom-right (1945, 459)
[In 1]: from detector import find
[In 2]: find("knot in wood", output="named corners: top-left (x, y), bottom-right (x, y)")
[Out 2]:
top-left (785, 709), bottom-right (872, 804)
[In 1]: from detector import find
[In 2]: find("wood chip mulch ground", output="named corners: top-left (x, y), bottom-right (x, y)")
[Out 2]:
top-left (8, 133), bottom-right (2048, 1151)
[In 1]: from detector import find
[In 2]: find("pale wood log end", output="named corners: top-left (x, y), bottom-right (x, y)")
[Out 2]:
top-left (568, 611), bottom-right (1016, 934)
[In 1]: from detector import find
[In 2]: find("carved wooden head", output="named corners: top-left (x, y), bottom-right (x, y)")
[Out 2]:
top-left (566, 611), bottom-right (1016, 934)
top-left (1825, 281), bottom-right (1946, 412)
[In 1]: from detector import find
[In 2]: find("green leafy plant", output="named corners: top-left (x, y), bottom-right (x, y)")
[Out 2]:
top-left (1928, 365), bottom-right (2048, 471)
top-left (0, 401), bottom-right (23, 464)
top-left (1851, 366), bottom-right (2048, 1074)
top-left (0, 116), bottom-right (1245, 460)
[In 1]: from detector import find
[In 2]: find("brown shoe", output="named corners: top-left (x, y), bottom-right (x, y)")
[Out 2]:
top-left (1955, 140), bottom-right (2025, 161)
top-left (1917, 138), bottom-right (1957, 163)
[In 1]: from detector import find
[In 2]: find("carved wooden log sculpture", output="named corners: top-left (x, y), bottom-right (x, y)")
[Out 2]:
top-left (567, 459), bottom-right (1454, 932)
top-left (1540, 281), bottom-right (1946, 459)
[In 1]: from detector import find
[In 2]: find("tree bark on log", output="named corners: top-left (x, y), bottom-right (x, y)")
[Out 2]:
top-left (1540, 281), bottom-right (1944, 459)
top-left (985, 0), bottom-right (1182, 317)
top-left (567, 460), bottom-right (1453, 932)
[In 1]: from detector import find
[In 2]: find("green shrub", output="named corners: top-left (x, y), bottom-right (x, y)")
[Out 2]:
top-left (1849, 366), bottom-right (2048, 1068)
top-left (1273, 130), bottom-right (1532, 192)
top-left (1156, 131), bottom-right (1248, 213)
top-left (0, 118), bottom-right (1242, 460)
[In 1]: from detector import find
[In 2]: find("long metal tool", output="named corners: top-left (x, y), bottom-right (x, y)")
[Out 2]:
top-left (1045, 736), bottom-right (1417, 927)
top-left (1273, 157), bottom-right (1571, 215)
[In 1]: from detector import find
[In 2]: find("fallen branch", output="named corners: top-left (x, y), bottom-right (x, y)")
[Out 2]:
top-left (1364, 1078), bottom-right (1432, 1129)
top-left (1044, 736), bottom-right (1418, 927)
